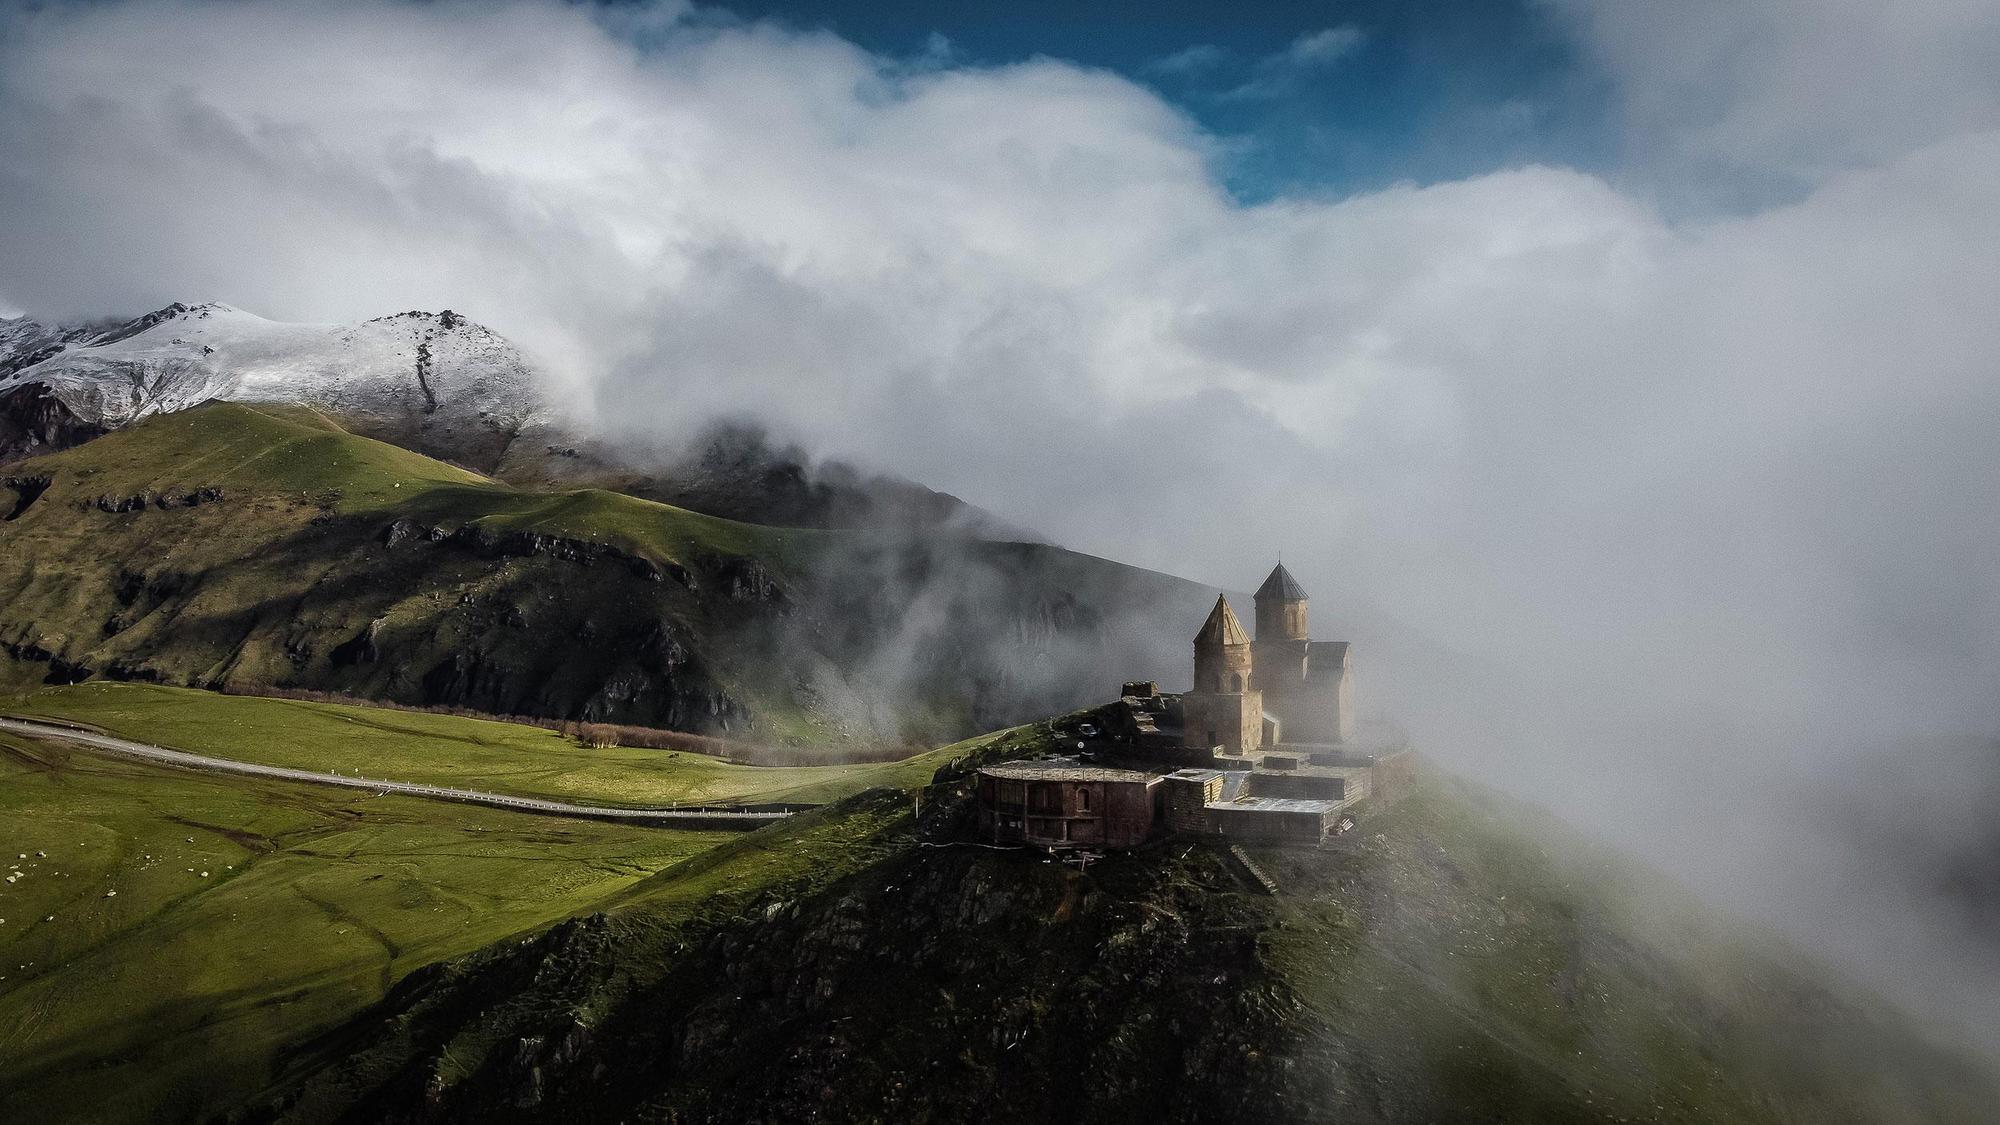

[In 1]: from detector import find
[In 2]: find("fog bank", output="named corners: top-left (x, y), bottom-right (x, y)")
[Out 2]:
top-left (3, 0), bottom-right (1997, 1048)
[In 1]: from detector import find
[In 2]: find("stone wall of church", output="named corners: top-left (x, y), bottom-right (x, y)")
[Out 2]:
top-left (1183, 687), bottom-right (1264, 754)
top-left (1282, 656), bottom-right (1353, 743)
top-left (1254, 599), bottom-right (1309, 641)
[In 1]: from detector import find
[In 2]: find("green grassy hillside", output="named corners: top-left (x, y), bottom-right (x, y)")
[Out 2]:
top-left (22, 402), bottom-right (493, 503)
top-left (258, 736), bottom-right (2000, 1125)
top-left (0, 691), bottom-right (992, 1124)
top-left (2, 402), bottom-right (777, 552)
top-left (4, 695), bottom-right (1991, 1123)
top-left (3, 682), bottom-right (958, 808)
top-left (0, 734), bottom-right (719, 1124)
top-left (0, 404), bottom-right (1210, 751)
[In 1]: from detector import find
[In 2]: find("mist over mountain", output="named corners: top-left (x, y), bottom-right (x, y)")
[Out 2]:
top-left (2, 0), bottom-right (1998, 1115)
top-left (0, 300), bottom-right (1022, 535)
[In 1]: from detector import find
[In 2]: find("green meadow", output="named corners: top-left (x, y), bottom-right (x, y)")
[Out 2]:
top-left (0, 732), bottom-right (720, 1122)
top-left (6, 682), bottom-right (961, 808)
top-left (0, 683), bottom-right (985, 1122)
top-left (13, 401), bottom-right (808, 564)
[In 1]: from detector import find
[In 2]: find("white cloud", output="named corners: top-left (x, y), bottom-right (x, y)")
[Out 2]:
top-left (2, 0), bottom-right (1996, 755)
top-left (1148, 26), bottom-right (1362, 90)
top-left (1285, 26), bottom-right (1367, 66)
top-left (1215, 25), bottom-right (1367, 100)
top-left (1144, 43), bottom-right (1227, 77)
top-left (1549, 0), bottom-right (2000, 185)
top-left (2, 0), bottom-right (2000, 1039)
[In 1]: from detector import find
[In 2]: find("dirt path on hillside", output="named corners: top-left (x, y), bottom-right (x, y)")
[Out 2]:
top-left (0, 717), bottom-right (793, 831)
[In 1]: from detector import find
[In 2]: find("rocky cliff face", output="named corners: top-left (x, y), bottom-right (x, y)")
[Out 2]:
top-left (0, 382), bottom-right (107, 462)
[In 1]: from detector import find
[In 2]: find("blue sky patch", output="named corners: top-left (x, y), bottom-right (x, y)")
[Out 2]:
top-left (692, 0), bottom-right (1620, 201)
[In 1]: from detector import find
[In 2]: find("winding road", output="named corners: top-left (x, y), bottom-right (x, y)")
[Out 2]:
top-left (0, 716), bottom-right (797, 830)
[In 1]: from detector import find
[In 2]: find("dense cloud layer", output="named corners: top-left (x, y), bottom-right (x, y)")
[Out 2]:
top-left (2, 0), bottom-right (1997, 1043)
top-left (1551, 0), bottom-right (2000, 188)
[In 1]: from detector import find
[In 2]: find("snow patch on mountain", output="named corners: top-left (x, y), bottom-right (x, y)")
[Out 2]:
top-left (0, 300), bottom-right (1015, 534)
top-left (0, 302), bottom-right (544, 432)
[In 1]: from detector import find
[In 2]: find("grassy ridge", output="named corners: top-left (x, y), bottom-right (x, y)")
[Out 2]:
top-left (4, 683), bottom-right (957, 808)
top-left (269, 749), bottom-right (2000, 1124)
top-left (413, 484), bottom-right (807, 570)
top-left (15, 402), bottom-right (799, 563)
top-left (0, 404), bottom-right (831, 738)
top-left (20, 403), bottom-right (491, 506)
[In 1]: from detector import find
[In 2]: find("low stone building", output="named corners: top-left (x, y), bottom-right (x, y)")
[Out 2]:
top-left (974, 761), bottom-right (1161, 849)
top-left (1240, 764), bottom-right (1368, 803)
top-left (1162, 767), bottom-right (1347, 846)
top-left (1204, 797), bottom-right (1344, 846)
top-left (1161, 768), bottom-right (1233, 835)
top-left (977, 756), bottom-right (1362, 850)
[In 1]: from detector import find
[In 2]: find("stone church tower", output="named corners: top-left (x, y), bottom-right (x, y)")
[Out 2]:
top-left (1250, 563), bottom-right (1355, 743)
top-left (1252, 563), bottom-right (1312, 690)
top-left (1183, 595), bottom-right (1264, 754)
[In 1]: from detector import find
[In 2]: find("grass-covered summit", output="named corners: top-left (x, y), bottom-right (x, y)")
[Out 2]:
top-left (0, 403), bottom-right (1209, 750)
top-left (14, 401), bottom-right (492, 501)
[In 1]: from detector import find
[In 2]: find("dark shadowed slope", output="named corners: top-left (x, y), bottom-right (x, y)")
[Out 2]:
top-left (259, 723), bottom-right (2000, 1124)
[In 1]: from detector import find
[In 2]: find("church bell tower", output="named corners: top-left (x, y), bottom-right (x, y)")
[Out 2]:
top-left (1252, 563), bottom-right (1311, 695)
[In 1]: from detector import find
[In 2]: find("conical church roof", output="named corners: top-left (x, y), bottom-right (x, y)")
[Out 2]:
top-left (1193, 594), bottom-right (1251, 647)
top-left (1254, 563), bottom-right (1308, 602)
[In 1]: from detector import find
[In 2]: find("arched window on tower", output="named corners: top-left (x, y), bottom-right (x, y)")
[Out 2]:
top-left (1231, 672), bottom-right (1245, 692)
top-left (1078, 787), bottom-right (1092, 813)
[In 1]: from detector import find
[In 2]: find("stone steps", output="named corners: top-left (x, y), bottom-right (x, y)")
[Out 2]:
top-left (1227, 844), bottom-right (1279, 895)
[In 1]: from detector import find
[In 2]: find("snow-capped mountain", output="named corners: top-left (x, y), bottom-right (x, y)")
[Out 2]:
top-left (0, 298), bottom-right (1015, 533)
top-left (0, 302), bottom-right (543, 464)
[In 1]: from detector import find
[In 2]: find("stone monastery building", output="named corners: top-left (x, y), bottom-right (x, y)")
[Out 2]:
top-left (974, 564), bottom-right (1398, 850)
top-left (1184, 562), bottom-right (1354, 757)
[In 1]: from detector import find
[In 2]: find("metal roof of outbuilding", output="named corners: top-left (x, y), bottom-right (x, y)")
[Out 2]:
top-left (1209, 796), bottom-right (1341, 814)
top-left (980, 761), bottom-right (1158, 783)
